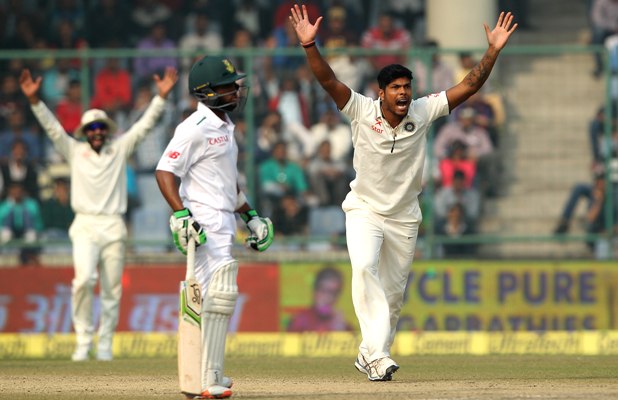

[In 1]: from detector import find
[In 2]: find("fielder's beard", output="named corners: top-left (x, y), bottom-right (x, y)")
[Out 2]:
top-left (88, 133), bottom-right (108, 152)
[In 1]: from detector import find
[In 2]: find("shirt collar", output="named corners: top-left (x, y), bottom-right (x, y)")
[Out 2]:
top-left (197, 102), bottom-right (231, 129)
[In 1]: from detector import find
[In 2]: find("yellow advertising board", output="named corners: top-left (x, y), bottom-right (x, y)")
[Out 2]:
top-left (280, 261), bottom-right (618, 332)
top-left (3, 331), bottom-right (618, 359)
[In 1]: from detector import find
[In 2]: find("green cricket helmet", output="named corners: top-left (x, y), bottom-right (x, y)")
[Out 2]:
top-left (188, 55), bottom-right (248, 111)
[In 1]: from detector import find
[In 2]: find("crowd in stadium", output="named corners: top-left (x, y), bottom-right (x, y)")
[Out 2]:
top-left (0, 0), bottom-right (538, 261)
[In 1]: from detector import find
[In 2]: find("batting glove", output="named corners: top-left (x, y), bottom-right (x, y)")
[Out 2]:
top-left (241, 209), bottom-right (274, 252)
top-left (169, 208), bottom-right (206, 255)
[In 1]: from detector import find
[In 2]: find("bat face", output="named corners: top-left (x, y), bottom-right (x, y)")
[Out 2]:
top-left (181, 278), bottom-right (202, 324)
top-left (178, 277), bottom-right (202, 396)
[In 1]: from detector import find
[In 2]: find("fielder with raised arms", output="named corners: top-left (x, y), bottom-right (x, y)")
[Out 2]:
top-left (290, 5), bottom-right (517, 381)
top-left (155, 55), bottom-right (274, 399)
top-left (19, 66), bottom-right (179, 362)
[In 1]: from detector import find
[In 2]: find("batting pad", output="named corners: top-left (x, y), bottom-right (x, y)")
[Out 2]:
top-left (201, 262), bottom-right (239, 389)
top-left (202, 262), bottom-right (239, 315)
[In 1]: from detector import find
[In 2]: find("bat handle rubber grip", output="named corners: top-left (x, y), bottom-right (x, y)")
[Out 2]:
top-left (186, 238), bottom-right (196, 280)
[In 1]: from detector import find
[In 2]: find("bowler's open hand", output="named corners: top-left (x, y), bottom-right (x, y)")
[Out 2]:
top-left (485, 11), bottom-right (518, 51)
top-left (289, 4), bottom-right (322, 44)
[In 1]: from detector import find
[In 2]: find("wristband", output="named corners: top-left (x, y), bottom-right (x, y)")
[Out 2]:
top-left (301, 40), bottom-right (316, 49)
top-left (173, 208), bottom-right (191, 218)
top-left (240, 209), bottom-right (258, 223)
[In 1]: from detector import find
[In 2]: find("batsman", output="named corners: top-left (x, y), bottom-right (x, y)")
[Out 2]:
top-left (156, 55), bottom-right (274, 399)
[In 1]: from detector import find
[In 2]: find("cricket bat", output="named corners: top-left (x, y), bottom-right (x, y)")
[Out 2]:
top-left (178, 239), bottom-right (202, 396)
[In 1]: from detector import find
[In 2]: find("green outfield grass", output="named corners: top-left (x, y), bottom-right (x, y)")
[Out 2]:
top-left (1, 355), bottom-right (617, 399)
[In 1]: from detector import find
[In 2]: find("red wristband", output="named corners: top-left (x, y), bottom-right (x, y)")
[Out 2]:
top-left (301, 40), bottom-right (316, 49)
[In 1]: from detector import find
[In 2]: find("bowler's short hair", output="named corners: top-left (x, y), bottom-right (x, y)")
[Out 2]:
top-left (377, 64), bottom-right (413, 89)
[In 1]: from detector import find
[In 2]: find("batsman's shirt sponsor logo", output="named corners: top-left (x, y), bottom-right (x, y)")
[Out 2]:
top-left (208, 135), bottom-right (230, 145)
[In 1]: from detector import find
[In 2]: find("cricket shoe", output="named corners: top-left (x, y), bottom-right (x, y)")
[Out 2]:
top-left (197, 385), bottom-right (232, 399)
top-left (183, 378), bottom-right (233, 399)
top-left (355, 353), bottom-right (399, 381)
top-left (71, 344), bottom-right (92, 362)
top-left (96, 350), bottom-right (113, 361)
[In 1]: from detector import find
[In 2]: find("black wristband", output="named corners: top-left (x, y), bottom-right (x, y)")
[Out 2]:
top-left (301, 40), bottom-right (316, 49)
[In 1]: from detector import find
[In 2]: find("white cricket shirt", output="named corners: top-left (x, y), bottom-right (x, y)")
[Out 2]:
top-left (31, 96), bottom-right (166, 215)
top-left (341, 90), bottom-right (449, 215)
top-left (156, 102), bottom-right (238, 213)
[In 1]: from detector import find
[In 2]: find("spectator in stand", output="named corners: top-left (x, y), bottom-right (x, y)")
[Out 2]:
top-left (589, 104), bottom-right (618, 166)
top-left (258, 140), bottom-right (309, 216)
top-left (256, 110), bottom-right (285, 164)
top-left (0, 139), bottom-right (39, 201)
top-left (307, 139), bottom-right (350, 206)
top-left (413, 40), bottom-right (454, 96)
top-left (0, 108), bottom-right (42, 165)
top-left (590, 0), bottom-right (618, 77)
top-left (434, 107), bottom-right (498, 196)
top-left (133, 22), bottom-right (178, 87)
top-left (0, 181), bottom-right (43, 265)
top-left (49, 0), bottom-right (86, 36)
top-left (554, 168), bottom-right (608, 250)
top-left (0, 75), bottom-right (31, 129)
top-left (413, 40), bottom-right (454, 134)
top-left (269, 75), bottom-right (311, 129)
top-left (179, 12), bottom-right (223, 72)
top-left (4, 14), bottom-right (40, 49)
top-left (84, 0), bottom-right (130, 48)
top-left (453, 91), bottom-right (499, 146)
top-left (41, 58), bottom-right (79, 109)
top-left (453, 52), bottom-right (477, 86)
top-left (40, 177), bottom-right (74, 239)
top-left (436, 202), bottom-right (477, 257)
top-left (270, 190), bottom-right (309, 239)
top-left (233, 0), bottom-right (272, 42)
top-left (268, 19), bottom-right (309, 74)
top-left (306, 107), bottom-right (352, 163)
top-left (361, 11), bottom-right (412, 73)
top-left (55, 79), bottom-right (82, 135)
top-left (384, 0), bottom-right (426, 42)
top-left (320, 5), bottom-right (364, 92)
top-left (287, 265), bottom-right (353, 332)
top-left (228, 27), bottom-right (255, 73)
top-left (267, 75), bottom-right (314, 163)
top-left (48, 19), bottom-right (88, 70)
top-left (90, 58), bottom-right (132, 117)
top-left (130, 0), bottom-right (172, 41)
top-left (434, 169), bottom-right (481, 226)
top-left (273, 1), bottom-right (320, 31)
top-left (438, 140), bottom-right (476, 189)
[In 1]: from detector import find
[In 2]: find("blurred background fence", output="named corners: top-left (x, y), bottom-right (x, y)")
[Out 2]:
top-left (0, 44), bottom-right (611, 263)
top-left (0, 0), bottom-right (613, 264)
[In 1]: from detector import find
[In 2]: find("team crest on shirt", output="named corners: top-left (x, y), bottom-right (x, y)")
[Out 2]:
top-left (371, 117), bottom-right (384, 134)
top-left (404, 122), bottom-right (415, 132)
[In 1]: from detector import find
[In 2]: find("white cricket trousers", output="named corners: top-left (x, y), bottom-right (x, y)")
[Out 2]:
top-left (69, 214), bottom-right (127, 351)
top-left (343, 193), bottom-right (420, 362)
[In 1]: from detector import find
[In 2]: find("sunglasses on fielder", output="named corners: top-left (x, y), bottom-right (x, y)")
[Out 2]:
top-left (85, 121), bottom-right (108, 131)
